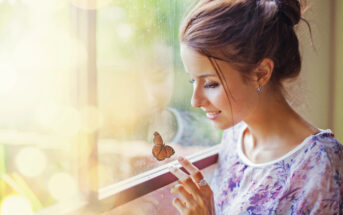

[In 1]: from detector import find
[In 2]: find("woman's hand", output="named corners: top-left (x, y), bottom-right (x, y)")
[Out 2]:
top-left (169, 156), bottom-right (216, 215)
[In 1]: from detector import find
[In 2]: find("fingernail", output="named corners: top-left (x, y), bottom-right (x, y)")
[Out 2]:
top-left (178, 156), bottom-right (185, 162)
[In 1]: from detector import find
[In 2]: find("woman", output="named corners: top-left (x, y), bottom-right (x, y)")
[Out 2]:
top-left (169, 0), bottom-right (343, 214)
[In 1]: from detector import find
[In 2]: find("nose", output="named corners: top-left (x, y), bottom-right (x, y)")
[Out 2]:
top-left (191, 85), bottom-right (208, 108)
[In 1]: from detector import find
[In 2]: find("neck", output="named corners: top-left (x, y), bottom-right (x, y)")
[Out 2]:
top-left (243, 87), bottom-right (318, 148)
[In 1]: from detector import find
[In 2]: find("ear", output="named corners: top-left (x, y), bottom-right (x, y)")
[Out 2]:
top-left (253, 58), bottom-right (274, 87)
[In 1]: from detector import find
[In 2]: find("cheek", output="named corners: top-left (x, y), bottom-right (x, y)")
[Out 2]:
top-left (209, 89), bottom-right (231, 108)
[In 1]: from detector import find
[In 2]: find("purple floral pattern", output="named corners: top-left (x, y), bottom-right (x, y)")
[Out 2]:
top-left (211, 123), bottom-right (343, 214)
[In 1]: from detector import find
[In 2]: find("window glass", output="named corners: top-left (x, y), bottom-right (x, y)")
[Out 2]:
top-left (0, 0), bottom-right (83, 213)
top-left (97, 0), bottom-right (222, 187)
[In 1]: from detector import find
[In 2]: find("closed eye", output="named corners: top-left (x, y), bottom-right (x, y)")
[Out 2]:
top-left (204, 82), bottom-right (219, 88)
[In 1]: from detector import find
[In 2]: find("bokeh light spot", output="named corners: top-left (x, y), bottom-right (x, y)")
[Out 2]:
top-left (15, 147), bottom-right (47, 177)
top-left (1, 195), bottom-right (34, 215)
top-left (117, 23), bottom-right (134, 41)
top-left (48, 172), bottom-right (78, 201)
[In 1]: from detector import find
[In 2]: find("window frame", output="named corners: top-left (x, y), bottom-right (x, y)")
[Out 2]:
top-left (36, 145), bottom-right (219, 215)
top-left (69, 4), bottom-right (99, 201)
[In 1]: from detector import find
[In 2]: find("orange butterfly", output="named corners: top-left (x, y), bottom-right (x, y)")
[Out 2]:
top-left (152, 131), bottom-right (175, 161)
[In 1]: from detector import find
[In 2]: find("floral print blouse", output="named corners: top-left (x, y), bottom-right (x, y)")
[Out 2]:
top-left (210, 122), bottom-right (343, 215)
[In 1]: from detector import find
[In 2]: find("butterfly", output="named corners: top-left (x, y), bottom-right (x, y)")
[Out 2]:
top-left (152, 131), bottom-right (175, 161)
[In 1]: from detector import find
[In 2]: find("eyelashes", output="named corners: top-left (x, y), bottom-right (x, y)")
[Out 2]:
top-left (204, 82), bottom-right (219, 88)
top-left (188, 79), bottom-right (219, 89)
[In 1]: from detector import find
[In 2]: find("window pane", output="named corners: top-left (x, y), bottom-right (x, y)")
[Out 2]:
top-left (97, 0), bottom-right (222, 187)
top-left (0, 0), bottom-right (83, 212)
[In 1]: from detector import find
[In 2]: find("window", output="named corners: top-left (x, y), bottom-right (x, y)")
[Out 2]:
top-left (96, 0), bottom-right (222, 188)
top-left (0, 0), bottom-right (222, 214)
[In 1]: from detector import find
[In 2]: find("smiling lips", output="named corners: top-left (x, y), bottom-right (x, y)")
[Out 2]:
top-left (205, 111), bottom-right (221, 120)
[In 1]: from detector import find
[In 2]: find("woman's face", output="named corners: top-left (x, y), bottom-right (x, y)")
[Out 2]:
top-left (180, 44), bottom-right (259, 129)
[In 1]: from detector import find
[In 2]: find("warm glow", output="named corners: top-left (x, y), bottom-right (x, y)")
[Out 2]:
top-left (0, 26), bottom-right (86, 122)
top-left (21, 0), bottom-right (64, 13)
top-left (1, 195), bottom-right (34, 215)
top-left (34, 100), bottom-right (60, 128)
top-left (69, 0), bottom-right (112, 9)
top-left (52, 106), bottom-right (82, 136)
top-left (34, 103), bottom-right (82, 136)
top-left (48, 172), bottom-right (78, 201)
top-left (15, 147), bottom-right (47, 178)
top-left (0, 62), bottom-right (17, 94)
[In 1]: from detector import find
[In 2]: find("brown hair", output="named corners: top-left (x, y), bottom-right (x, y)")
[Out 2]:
top-left (179, 0), bottom-right (309, 90)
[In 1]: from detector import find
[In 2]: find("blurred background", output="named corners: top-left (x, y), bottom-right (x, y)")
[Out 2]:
top-left (0, 0), bottom-right (342, 214)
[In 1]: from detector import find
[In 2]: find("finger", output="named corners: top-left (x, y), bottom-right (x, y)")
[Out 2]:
top-left (178, 156), bottom-right (199, 176)
top-left (172, 198), bottom-right (187, 214)
top-left (171, 184), bottom-right (193, 205)
top-left (169, 165), bottom-right (188, 181)
top-left (192, 170), bottom-right (205, 183)
top-left (178, 157), bottom-right (208, 187)
top-left (182, 176), bottom-right (203, 200)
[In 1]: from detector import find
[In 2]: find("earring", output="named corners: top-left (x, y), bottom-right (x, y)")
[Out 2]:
top-left (257, 85), bottom-right (262, 94)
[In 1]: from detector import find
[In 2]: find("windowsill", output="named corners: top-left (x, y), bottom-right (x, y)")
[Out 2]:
top-left (36, 145), bottom-right (220, 215)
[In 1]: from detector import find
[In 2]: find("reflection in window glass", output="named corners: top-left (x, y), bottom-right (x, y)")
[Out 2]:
top-left (97, 0), bottom-right (222, 187)
top-left (0, 0), bottom-right (83, 213)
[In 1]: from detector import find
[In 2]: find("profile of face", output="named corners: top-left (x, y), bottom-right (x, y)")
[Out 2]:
top-left (101, 42), bottom-right (174, 136)
top-left (140, 42), bottom-right (174, 116)
top-left (180, 44), bottom-right (260, 130)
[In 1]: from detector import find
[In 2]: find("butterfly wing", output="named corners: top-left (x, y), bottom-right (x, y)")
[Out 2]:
top-left (164, 145), bottom-right (175, 158)
top-left (152, 144), bottom-right (167, 161)
top-left (153, 132), bottom-right (165, 160)
top-left (153, 132), bottom-right (163, 146)
top-left (152, 131), bottom-right (175, 161)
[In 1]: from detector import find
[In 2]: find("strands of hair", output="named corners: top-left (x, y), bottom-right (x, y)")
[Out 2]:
top-left (179, 0), bottom-right (313, 92)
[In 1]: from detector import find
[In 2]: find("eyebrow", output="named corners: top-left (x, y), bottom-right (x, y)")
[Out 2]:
top-left (197, 74), bottom-right (216, 78)
top-left (186, 72), bottom-right (217, 78)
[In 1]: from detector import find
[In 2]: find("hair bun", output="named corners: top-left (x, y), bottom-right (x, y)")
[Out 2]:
top-left (258, 0), bottom-right (303, 27)
top-left (278, 0), bottom-right (302, 26)
top-left (258, 0), bottom-right (279, 20)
